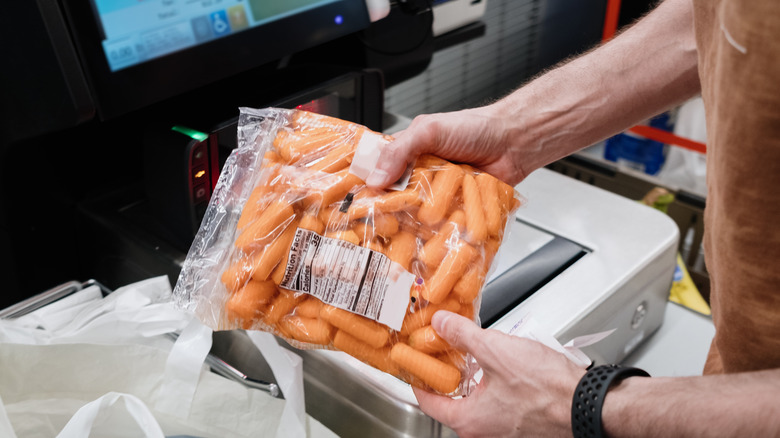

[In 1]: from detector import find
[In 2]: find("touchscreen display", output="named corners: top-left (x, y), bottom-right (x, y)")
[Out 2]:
top-left (93, 0), bottom-right (340, 72)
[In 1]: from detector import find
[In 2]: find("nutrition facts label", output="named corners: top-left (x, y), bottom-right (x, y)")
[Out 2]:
top-left (280, 228), bottom-right (414, 330)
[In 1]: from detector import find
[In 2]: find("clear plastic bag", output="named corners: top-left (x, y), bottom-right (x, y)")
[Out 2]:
top-left (173, 107), bottom-right (523, 396)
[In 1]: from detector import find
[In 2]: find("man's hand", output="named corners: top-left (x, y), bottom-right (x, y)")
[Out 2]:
top-left (365, 106), bottom-right (529, 188)
top-left (413, 311), bottom-right (586, 438)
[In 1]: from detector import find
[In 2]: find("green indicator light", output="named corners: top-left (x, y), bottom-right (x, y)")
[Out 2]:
top-left (172, 125), bottom-right (208, 142)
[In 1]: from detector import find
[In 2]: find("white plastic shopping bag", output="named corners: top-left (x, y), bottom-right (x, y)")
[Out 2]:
top-left (0, 276), bottom-right (333, 438)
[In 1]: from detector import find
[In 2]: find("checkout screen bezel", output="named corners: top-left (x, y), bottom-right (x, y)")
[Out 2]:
top-left (60, 0), bottom-right (371, 120)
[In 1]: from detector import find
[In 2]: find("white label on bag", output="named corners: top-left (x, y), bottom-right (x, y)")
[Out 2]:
top-left (349, 131), bottom-right (413, 191)
top-left (280, 228), bottom-right (413, 331)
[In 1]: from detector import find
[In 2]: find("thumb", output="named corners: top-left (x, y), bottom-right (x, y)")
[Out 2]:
top-left (431, 310), bottom-right (485, 357)
top-left (365, 132), bottom-right (418, 188)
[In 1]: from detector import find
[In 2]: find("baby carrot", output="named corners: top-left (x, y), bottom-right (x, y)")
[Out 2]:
top-left (364, 238), bottom-right (385, 253)
top-left (379, 189), bottom-right (423, 213)
top-left (397, 211), bottom-right (435, 241)
top-left (341, 199), bottom-right (375, 223)
top-left (332, 330), bottom-right (400, 376)
top-left (353, 187), bottom-right (384, 201)
top-left (225, 279), bottom-right (279, 325)
top-left (417, 162), bottom-right (464, 227)
top-left (352, 221), bottom-right (386, 251)
top-left (320, 305), bottom-right (391, 349)
top-left (234, 199), bottom-right (296, 252)
top-left (390, 343), bottom-right (461, 394)
top-left (510, 196), bottom-right (523, 213)
top-left (307, 141), bottom-right (356, 173)
top-left (346, 188), bottom-right (421, 221)
top-left (299, 212), bottom-right (325, 235)
top-left (475, 173), bottom-right (502, 237)
top-left (483, 237), bottom-right (501, 267)
top-left (237, 176), bottom-right (277, 231)
top-left (278, 315), bottom-right (335, 346)
top-left (294, 297), bottom-right (324, 319)
top-left (371, 213), bottom-right (399, 239)
top-left (458, 302), bottom-right (475, 320)
top-left (386, 230), bottom-right (417, 271)
top-left (451, 238), bottom-right (501, 302)
top-left (318, 169), bottom-right (364, 208)
top-left (221, 254), bottom-right (259, 293)
top-left (262, 149), bottom-right (283, 166)
top-left (249, 219), bottom-right (299, 281)
top-left (277, 130), bottom-right (347, 164)
top-left (497, 179), bottom-right (518, 215)
top-left (455, 237), bottom-right (500, 303)
top-left (241, 279), bottom-right (278, 303)
top-left (408, 325), bottom-right (451, 354)
top-left (418, 210), bottom-right (466, 269)
top-left (266, 169), bottom-right (298, 197)
top-left (299, 172), bottom-right (335, 209)
top-left (275, 126), bottom-right (331, 143)
top-left (422, 240), bottom-right (478, 304)
top-left (292, 110), bottom-right (358, 131)
top-left (351, 221), bottom-right (372, 244)
top-left (273, 128), bottom-right (327, 162)
top-left (271, 129), bottom-right (293, 159)
top-left (452, 262), bottom-right (486, 304)
top-left (408, 166), bottom-right (434, 197)
top-left (263, 289), bottom-right (305, 326)
top-left (319, 206), bottom-right (349, 231)
top-left (443, 209), bottom-right (467, 230)
top-left (270, 259), bottom-right (287, 286)
top-left (400, 298), bottom-right (461, 336)
top-left (461, 174), bottom-right (488, 244)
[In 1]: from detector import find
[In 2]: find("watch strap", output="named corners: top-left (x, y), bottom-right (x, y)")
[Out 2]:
top-left (571, 364), bottom-right (650, 438)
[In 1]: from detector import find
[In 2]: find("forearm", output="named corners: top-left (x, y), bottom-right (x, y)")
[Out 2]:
top-left (489, 0), bottom-right (700, 179)
top-left (602, 369), bottom-right (780, 437)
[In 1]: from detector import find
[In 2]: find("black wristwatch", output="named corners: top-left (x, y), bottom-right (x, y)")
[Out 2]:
top-left (571, 364), bottom-right (650, 438)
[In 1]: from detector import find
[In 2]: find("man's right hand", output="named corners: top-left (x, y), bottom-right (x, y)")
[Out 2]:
top-left (365, 105), bottom-right (530, 189)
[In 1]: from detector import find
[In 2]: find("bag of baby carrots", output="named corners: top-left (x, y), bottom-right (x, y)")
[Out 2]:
top-left (173, 107), bottom-right (524, 397)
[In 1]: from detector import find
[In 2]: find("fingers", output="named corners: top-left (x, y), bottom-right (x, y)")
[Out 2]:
top-left (431, 310), bottom-right (521, 377)
top-left (431, 310), bottom-right (489, 360)
top-left (413, 385), bottom-right (474, 432)
top-left (366, 114), bottom-right (441, 188)
top-left (365, 132), bottom-right (421, 188)
top-left (412, 385), bottom-right (452, 419)
top-left (364, 141), bottom-right (414, 187)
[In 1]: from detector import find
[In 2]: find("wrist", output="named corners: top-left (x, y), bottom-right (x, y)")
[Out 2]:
top-left (571, 364), bottom-right (650, 438)
top-left (484, 92), bottom-right (547, 183)
top-left (488, 73), bottom-right (602, 179)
